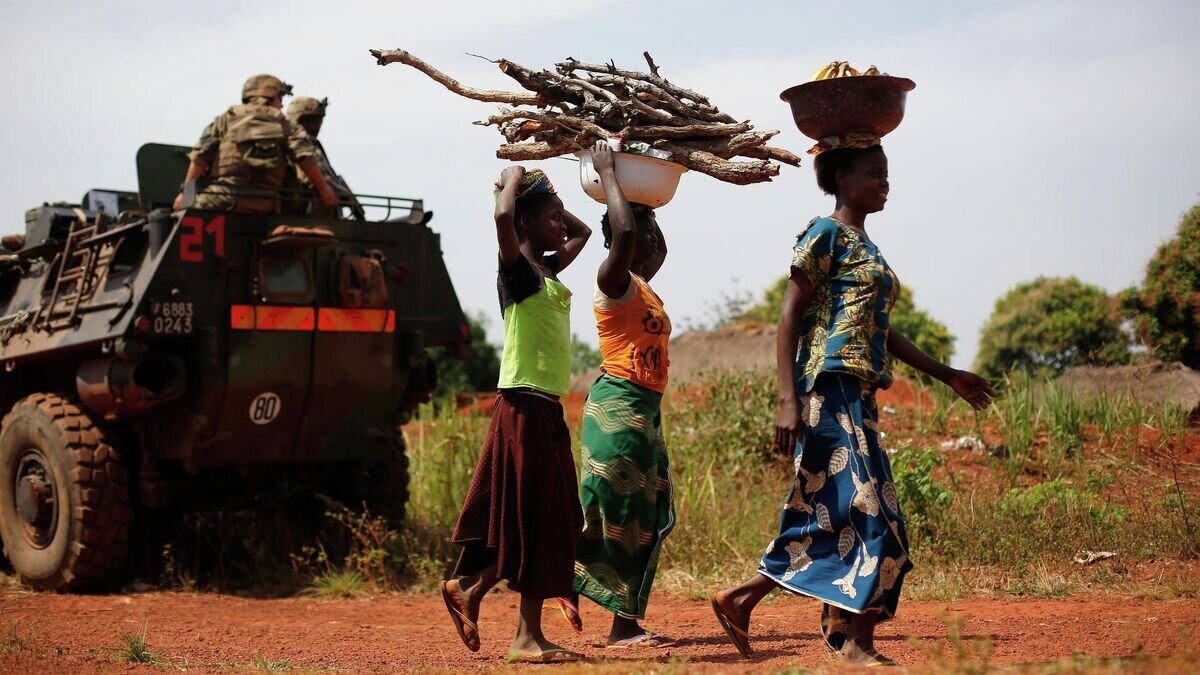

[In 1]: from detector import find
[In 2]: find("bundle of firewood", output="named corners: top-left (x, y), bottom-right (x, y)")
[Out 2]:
top-left (369, 49), bottom-right (800, 185)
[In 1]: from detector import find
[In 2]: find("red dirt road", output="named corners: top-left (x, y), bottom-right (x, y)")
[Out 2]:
top-left (1, 589), bottom-right (1197, 672)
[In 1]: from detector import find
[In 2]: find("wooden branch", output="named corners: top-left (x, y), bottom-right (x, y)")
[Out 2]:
top-left (622, 121), bottom-right (752, 140)
top-left (668, 130), bottom-right (778, 158)
top-left (739, 144), bottom-right (803, 167)
top-left (370, 49), bottom-right (544, 106)
top-left (495, 137), bottom-right (580, 160)
top-left (497, 59), bottom-right (582, 105)
top-left (587, 74), bottom-right (737, 123)
top-left (655, 141), bottom-right (779, 185)
top-left (643, 51), bottom-right (660, 77)
top-left (558, 57), bottom-right (712, 106)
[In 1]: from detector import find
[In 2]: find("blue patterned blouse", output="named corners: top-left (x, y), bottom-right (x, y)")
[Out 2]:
top-left (791, 217), bottom-right (900, 394)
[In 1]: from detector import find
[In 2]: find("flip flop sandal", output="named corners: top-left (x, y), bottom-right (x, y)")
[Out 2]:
top-left (440, 580), bottom-right (480, 652)
top-left (556, 597), bottom-right (584, 633)
top-left (709, 595), bottom-right (752, 658)
top-left (506, 648), bottom-right (583, 664)
top-left (606, 632), bottom-right (677, 649)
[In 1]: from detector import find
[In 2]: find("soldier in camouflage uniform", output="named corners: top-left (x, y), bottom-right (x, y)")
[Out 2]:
top-left (173, 74), bottom-right (338, 214)
top-left (286, 96), bottom-right (365, 220)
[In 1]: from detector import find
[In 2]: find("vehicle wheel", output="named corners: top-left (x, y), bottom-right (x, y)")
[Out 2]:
top-left (363, 426), bottom-right (409, 526)
top-left (0, 393), bottom-right (132, 591)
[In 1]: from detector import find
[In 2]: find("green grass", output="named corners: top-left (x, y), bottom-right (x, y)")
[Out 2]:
top-left (140, 369), bottom-right (1197, 603)
top-left (305, 569), bottom-right (367, 599)
top-left (252, 654), bottom-right (294, 671)
top-left (1, 622), bottom-right (31, 654)
top-left (115, 620), bottom-right (158, 664)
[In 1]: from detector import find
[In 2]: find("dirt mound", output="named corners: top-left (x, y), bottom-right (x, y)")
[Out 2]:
top-left (1056, 361), bottom-right (1200, 415)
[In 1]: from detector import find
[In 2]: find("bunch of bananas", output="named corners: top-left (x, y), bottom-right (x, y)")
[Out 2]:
top-left (810, 62), bottom-right (884, 81)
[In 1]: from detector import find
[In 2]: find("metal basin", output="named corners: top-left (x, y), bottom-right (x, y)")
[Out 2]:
top-left (779, 76), bottom-right (916, 140)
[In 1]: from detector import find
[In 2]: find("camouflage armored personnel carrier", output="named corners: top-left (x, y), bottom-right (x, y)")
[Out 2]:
top-left (0, 143), bottom-right (467, 590)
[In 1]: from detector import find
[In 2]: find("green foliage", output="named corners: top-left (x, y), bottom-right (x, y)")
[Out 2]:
top-left (1124, 203), bottom-right (1200, 368)
top-left (660, 369), bottom-right (784, 585)
top-left (306, 569), bottom-right (367, 599)
top-left (975, 276), bottom-right (1129, 381)
top-left (570, 333), bottom-right (601, 376)
top-left (427, 312), bottom-right (500, 398)
top-left (889, 287), bottom-right (956, 382)
top-left (739, 275), bottom-right (789, 323)
top-left (115, 621), bottom-right (158, 664)
top-left (890, 446), bottom-right (954, 544)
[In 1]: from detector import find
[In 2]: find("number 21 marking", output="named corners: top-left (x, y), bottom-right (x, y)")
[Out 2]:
top-left (180, 215), bottom-right (226, 262)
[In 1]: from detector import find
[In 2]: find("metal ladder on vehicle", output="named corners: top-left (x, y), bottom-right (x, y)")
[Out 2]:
top-left (35, 210), bottom-right (107, 331)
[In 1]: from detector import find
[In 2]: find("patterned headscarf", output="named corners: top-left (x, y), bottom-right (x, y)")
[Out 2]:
top-left (515, 168), bottom-right (556, 198)
top-left (807, 132), bottom-right (881, 156)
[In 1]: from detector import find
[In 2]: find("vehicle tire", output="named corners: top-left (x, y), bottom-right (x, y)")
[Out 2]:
top-left (363, 426), bottom-right (409, 526)
top-left (0, 393), bottom-right (132, 591)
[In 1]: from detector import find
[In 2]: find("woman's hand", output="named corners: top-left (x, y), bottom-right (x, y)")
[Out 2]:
top-left (592, 140), bottom-right (616, 176)
top-left (775, 397), bottom-right (803, 456)
top-left (498, 165), bottom-right (525, 189)
top-left (947, 370), bottom-right (997, 410)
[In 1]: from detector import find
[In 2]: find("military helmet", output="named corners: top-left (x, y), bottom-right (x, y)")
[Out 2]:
top-left (242, 74), bottom-right (293, 102)
top-left (287, 96), bottom-right (328, 123)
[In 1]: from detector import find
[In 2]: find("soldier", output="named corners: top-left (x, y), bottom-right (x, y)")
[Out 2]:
top-left (286, 96), bottom-right (365, 220)
top-left (172, 74), bottom-right (338, 214)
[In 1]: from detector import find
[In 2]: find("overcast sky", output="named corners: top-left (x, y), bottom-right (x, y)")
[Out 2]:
top-left (2, 0), bottom-right (1197, 369)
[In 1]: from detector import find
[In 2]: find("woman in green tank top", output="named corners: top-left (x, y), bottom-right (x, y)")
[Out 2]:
top-left (440, 166), bottom-right (593, 664)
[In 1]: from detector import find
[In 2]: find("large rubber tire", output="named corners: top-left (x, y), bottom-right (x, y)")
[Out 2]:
top-left (0, 393), bottom-right (132, 591)
top-left (363, 427), bottom-right (409, 526)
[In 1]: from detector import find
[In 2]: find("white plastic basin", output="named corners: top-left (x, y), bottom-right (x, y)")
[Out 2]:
top-left (575, 150), bottom-right (688, 208)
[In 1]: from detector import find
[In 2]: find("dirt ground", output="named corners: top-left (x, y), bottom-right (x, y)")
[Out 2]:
top-left (1, 588), bottom-right (1197, 672)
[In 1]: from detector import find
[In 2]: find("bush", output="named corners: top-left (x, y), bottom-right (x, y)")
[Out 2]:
top-left (571, 333), bottom-right (601, 376)
top-left (974, 276), bottom-right (1129, 380)
top-left (890, 446), bottom-right (954, 544)
top-left (889, 287), bottom-right (956, 383)
top-left (1124, 204), bottom-right (1200, 368)
top-left (427, 312), bottom-right (500, 398)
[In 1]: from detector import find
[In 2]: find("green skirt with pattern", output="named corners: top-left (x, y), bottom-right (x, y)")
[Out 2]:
top-left (574, 373), bottom-right (675, 619)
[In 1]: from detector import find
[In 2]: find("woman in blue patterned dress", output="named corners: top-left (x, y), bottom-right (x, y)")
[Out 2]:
top-left (709, 142), bottom-right (996, 666)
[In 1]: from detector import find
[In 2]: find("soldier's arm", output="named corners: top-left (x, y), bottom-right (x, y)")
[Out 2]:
top-left (298, 158), bottom-right (339, 207)
top-left (288, 126), bottom-right (337, 207)
top-left (174, 119), bottom-right (220, 210)
top-left (172, 159), bottom-right (210, 211)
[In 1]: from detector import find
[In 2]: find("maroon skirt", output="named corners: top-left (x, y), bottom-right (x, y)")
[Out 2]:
top-left (451, 390), bottom-right (583, 598)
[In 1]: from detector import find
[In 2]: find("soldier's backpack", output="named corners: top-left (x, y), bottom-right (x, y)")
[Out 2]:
top-left (215, 105), bottom-right (291, 184)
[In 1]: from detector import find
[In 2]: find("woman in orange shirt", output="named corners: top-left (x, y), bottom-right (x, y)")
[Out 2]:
top-left (562, 141), bottom-right (675, 648)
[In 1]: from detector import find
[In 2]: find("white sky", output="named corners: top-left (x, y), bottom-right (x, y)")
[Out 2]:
top-left (2, 0), bottom-right (1197, 368)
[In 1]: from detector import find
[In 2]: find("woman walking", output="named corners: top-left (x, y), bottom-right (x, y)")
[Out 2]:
top-left (440, 166), bottom-right (592, 664)
top-left (710, 141), bottom-right (995, 665)
top-left (560, 141), bottom-right (676, 648)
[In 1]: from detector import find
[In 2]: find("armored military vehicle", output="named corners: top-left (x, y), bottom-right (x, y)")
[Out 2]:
top-left (0, 143), bottom-right (468, 590)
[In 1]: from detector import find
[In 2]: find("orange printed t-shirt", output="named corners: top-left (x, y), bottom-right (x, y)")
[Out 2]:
top-left (594, 273), bottom-right (671, 393)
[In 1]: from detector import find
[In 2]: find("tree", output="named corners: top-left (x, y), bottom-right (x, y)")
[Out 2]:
top-left (889, 288), bottom-right (955, 383)
top-left (740, 275), bottom-right (956, 381)
top-left (428, 312), bottom-right (501, 398)
top-left (571, 334), bottom-right (602, 376)
top-left (1123, 204), bottom-right (1200, 368)
top-left (975, 276), bottom-right (1129, 381)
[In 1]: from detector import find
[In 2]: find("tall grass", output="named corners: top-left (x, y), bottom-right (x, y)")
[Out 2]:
top-left (151, 368), bottom-right (1197, 599)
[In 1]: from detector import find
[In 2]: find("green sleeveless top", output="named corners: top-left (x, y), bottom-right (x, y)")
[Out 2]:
top-left (496, 255), bottom-right (572, 396)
